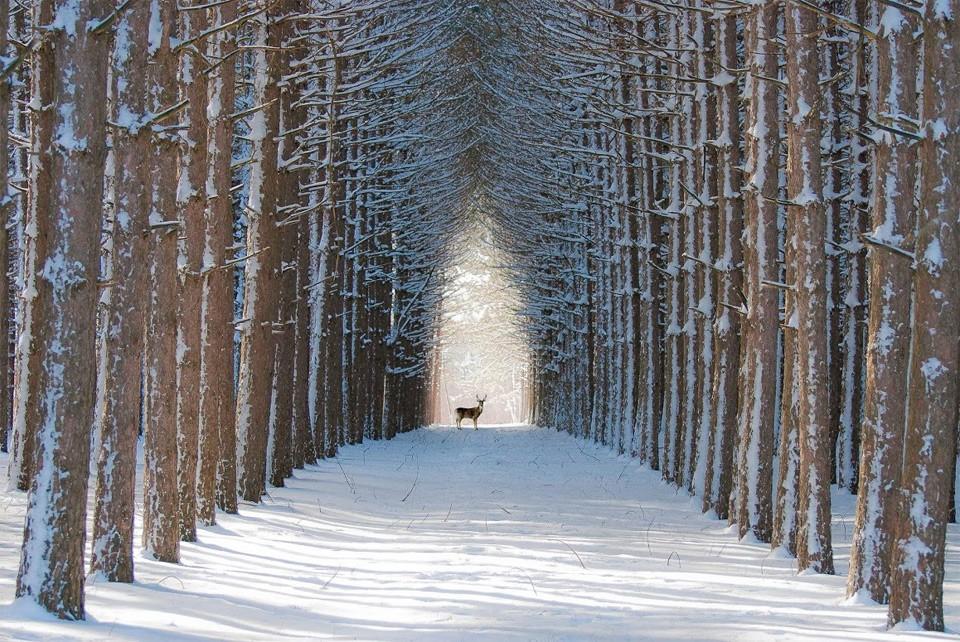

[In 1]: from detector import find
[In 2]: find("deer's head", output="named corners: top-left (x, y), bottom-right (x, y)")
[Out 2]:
top-left (477, 395), bottom-right (487, 409)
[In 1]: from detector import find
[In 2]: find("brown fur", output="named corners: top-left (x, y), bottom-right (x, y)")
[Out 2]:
top-left (455, 396), bottom-right (486, 430)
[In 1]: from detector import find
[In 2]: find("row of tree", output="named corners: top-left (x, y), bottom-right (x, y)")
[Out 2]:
top-left (477, 0), bottom-right (958, 632)
top-left (3, 0), bottom-right (468, 621)
top-left (3, 0), bottom-right (958, 633)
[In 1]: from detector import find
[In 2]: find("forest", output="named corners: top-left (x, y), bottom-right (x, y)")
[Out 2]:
top-left (0, 0), bottom-right (957, 638)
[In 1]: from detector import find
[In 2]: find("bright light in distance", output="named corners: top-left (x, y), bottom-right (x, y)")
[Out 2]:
top-left (431, 229), bottom-right (529, 426)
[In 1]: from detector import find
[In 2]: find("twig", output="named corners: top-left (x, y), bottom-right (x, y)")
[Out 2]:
top-left (335, 458), bottom-right (356, 495)
top-left (401, 458), bottom-right (419, 502)
top-left (860, 233), bottom-right (916, 261)
top-left (321, 566), bottom-right (342, 590)
top-left (154, 576), bottom-right (186, 590)
top-left (557, 539), bottom-right (587, 569)
top-left (517, 569), bottom-right (539, 596)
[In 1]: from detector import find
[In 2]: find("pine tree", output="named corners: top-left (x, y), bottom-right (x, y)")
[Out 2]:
top-left (735, 0), bottom-right (780, 542)
top-left (90, 0), bottom-right (152, 583)
top-left (704, 8), bottom-right (742, 519)
top-left (175, 0), bottom-right (209, 543)
top-left (200, 0), bottom-right (239, 519)
top-left (16, 0), bottom-right (111, 619)
top-left (848, 0), bottom-right (919, 602)
top-left (887, 0), bottom-right (960, 626)
top-left (785, 0), bottom-right (834, 575)
top-left (236, 0), bottom-right (283, 502)
top-left (142, 0), bottom-right (182, 564)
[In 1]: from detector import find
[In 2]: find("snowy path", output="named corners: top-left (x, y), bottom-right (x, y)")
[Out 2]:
top-left (1, 424), bottom-right (958, 641)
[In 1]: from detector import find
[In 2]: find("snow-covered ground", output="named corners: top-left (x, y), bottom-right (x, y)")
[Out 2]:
top-left (0, 424), bottom-right (957, 641)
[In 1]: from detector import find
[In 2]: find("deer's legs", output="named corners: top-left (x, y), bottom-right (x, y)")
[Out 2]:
top-left (474, 418), bottom-right (478, 430)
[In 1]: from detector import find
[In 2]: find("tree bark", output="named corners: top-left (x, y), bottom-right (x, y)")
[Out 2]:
top-left (786, 0), bottom-right (834, 574)
top-left (142, 0), bottom-right (182, 564)
top-left (200, 0), bottom-right (239, 519)
top-left (887, 0), bottom-right (960, 626)
top-left (847, 1), bottom-right (918, 602)
top-left (734, 0), bottom-right (780, 542)
top-left (15, 0), bottom-right (111, 618)
top-left (176, 1), bottom-right (209, 543)
top-left (705, 9), bottom-right (742, 520)
top-left (236, 0), bottom-right (282, 503)
top-left (90, 0), bottom-right (151, 582)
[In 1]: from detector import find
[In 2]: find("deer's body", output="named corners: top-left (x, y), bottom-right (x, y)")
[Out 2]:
top-left (456, 396), bottom-right (486, 430)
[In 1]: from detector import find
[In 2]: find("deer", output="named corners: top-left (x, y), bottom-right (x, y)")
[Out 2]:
top-left (455, 395), bottom-right (487, 430)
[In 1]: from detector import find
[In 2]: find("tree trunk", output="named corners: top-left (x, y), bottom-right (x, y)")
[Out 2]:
top-left (176, 2), bottom-right (209, 543)
top-left (690, 8), bottom-right (716, 499)
top-left (734, 0), bottom-right (779, 542)
top-left (4, 0), bottom-right (28, 462)
top-left (235, 1), bottom-right (282, 503)
top-left (142, 0), bottom-right (182, 564)
top-left (786, 0), bottom-right (833, 574)
top-left (90, 0), bottom-right (151, 582)
top-left (774, 228), bottom-right (800, 555)
top-left (0, 0), bottom-right (9, 461)
top-left (15, 0), bottom-right (110, 618)
top-left (887, 0), bottom-right (960, 626)
top-left (847, 2), bottom-right (919, 602)
top-left (269, 2), bottom-right (303, 487)
top-left (200, 0), bottom-right (239, 519)
top-left (705, 9), bottom-right (742, 519)
top-left (660, 13), bottom-right (683, 485)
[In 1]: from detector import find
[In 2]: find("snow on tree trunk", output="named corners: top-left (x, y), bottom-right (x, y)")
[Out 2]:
top-left (15, 0), bottom-right (111, 618)
top-left (90, 0), bottom-right (151, 583)
top-left (786, 0), bottom-right (834, 575)
top-left (847, 0), bottom-right (919, 602)
top-left (886, 0), bottom-right (960, 627)
top-left (235, 1), bottom-right (282, 503)
top-left (734, 0), bottom-right (780, 542)
top-left (704, 9), bottom-right (742, 520)
top-left (199, 0), bottom-right (239, 519)
top-left (175, 1), bottom-right (209, 543)
top-left (142, 0), bottom-right (182, 564)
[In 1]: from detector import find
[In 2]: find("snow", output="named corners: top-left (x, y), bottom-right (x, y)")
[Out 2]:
top-left (793, 97), bottom-right (811, 126)
top-left (54, 103), bottom-right (86, 153)
top-left (878, 7), bottom-right (907, 36)
top-left (920, 357), bottom-right (948, 388)
top-left (923, 237), bottom-right (945, 276)
top-left (147, 0), bottom-right (163, 55)
top-left (49, 0), bottom-right (80, 38)
top-left (1, 425), bottom-right (958, 641)
top-left (712, 70), bottom-right (735, 87)
top-left (933, 0), bottom-right (955, 20)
